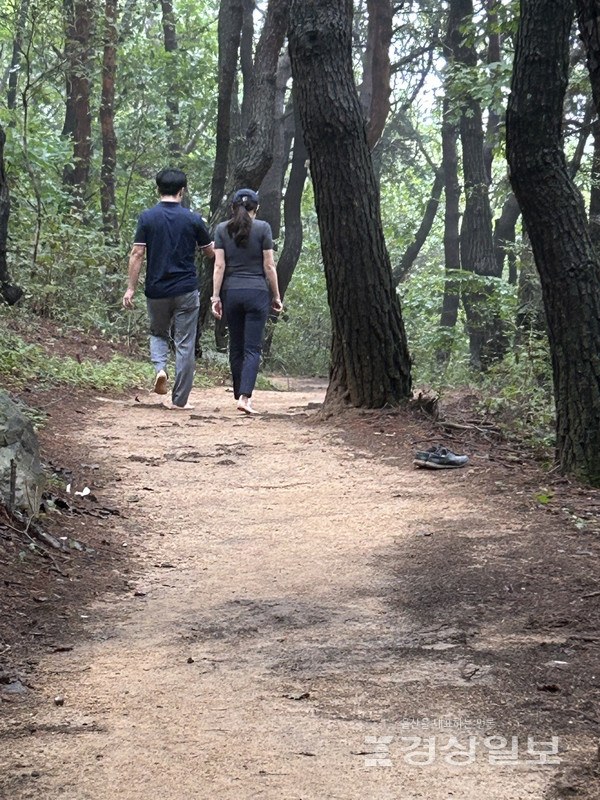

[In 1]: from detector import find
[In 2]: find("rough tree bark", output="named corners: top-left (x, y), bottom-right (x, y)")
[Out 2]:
top-left (62, 0), bottom-right (94, 209)
top-left (100, 0), bottom-right (119, 240)
top-left (289, 0), bottom-right (412, 408)
top-left (449, 0), bottom-right (506, 370)
top-left (507, 0), bottom-right (600, 486)
top-left (257, 52), bottom-right (292, 238)
top-left (590, 117), bottom-right (600, 253)
top-left (0, 125), bottom-right (23, 305)
top-left (229, 0), bottom-right (291, 191)
top-left (575, 0), bottom-right (600, 252)
top-left (436, 99), bottom-right (461, 366)
top-left (262, 86), bottom-right (308, 363)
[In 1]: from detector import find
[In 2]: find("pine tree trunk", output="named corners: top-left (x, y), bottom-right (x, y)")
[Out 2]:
top-left (289, 0), bottom-right (411, 408)
top-left (257, 52), bottom-right (292, 238)
top-left (437, 97), bottom-right (460, 365)
top-left (507, 0), bottom-right (600, 486)
top-left (262, 88), bottom-right (308, 363)
top-left (589, 118), bottom-right (600, 254)
top-left (0, 125), bottom-right (23, 305)
top-left (100, 0), bottom-right (118, 241)
top-left (230, 0), bottom-right (290, 190)
top-left (449, 0), bottom-right (506, 369)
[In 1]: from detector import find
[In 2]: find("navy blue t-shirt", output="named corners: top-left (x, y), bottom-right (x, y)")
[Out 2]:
top-left (134, 202), bottom-right (213, 298)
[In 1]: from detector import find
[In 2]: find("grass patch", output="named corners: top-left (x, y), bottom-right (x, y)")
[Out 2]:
top-left (0, 319), bottom-right (230, 393)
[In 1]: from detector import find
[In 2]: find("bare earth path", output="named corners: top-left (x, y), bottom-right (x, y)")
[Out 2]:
top-left (1, 385), bottom-right (598, 799)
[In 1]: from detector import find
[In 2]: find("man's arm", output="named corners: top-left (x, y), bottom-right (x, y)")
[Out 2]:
top-left (123, 244), bottom-right (146, 309)
top-left (200, 242), bottom-right (215, 260)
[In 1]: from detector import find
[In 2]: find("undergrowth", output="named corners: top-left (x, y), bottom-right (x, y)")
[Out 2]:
top-left (0, 316), bottom-right (230, 393)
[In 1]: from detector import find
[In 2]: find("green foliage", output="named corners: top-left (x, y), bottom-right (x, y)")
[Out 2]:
top-left (267, 213), bottom-right (331, 377)
top-left (0, 323), bottom-right (153, 391)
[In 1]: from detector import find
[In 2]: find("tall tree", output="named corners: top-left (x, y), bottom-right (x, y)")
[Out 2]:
top-left (5, 0), bottom-right (31, 118)
top-left (100, 0), bottom-right (119, 240)
top-left (359, 0), bottom-right (393, 150)
top-left (62, 0), bottom-right (95, 209)
top-left (160, 0), bottom-right (181, 158)
top-left (210, 0), bottom-right (244, 215)
top-left (289, 0), bottom-right (412, 408)
top-left (507, 0), bottom-right (600, 486)
top-left (0, 125), bottom-right (23, 305)
top-left (448, 0), bottom-right (505, 369)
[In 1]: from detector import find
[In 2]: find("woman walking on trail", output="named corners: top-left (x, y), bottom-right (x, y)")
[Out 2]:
top-left (211, 189), bottom-right (283, 414)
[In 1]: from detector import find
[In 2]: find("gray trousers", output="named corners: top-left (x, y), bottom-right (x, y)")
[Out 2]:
top-left (146, 290), bottom-right (199, 407)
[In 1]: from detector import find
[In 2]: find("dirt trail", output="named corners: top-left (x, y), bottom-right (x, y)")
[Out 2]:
top-left (1, 384), bottom-right (597, 799)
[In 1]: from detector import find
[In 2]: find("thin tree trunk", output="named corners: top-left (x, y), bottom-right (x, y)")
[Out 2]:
top-left (449, 0), bottom-right (506, 369)
top-left (289, 0), bottom-right (411, 409)
top-left (62, 0), bottom-right (94, 210)
top-left (507, 0), bottom-right (600, 486)
top-left (590, 117), bottom-right (600, 253)
top-left (210, 0), bottom-right (244, 215)
top-left (436, 100), bottom-right (461, 366)
top-left (483, 0), bottom-right (501, 182)
top-left (0, 125), bottom-right (23, 305)
top-left (240, 0), bottom-right (256, 131)
top-left (160, 0), bottom-right (180, 158)
top-left (515, 230), bottom-right (545, 336)
top-left (575, 0), bottom-right (600, 253)
top-left (257, 51), bottom-right (292, 238)
top-left (100, 0), bottom-right (119, 241)
top-left (6, 0), bottom-right (30, 118)
top-left (392, 170), bottom-right (444, 286)
top-left (262, 86), bottom-right (308, 362)
top-left (493, 192), bottom-right (521, 283)
top-left (359, 0), bottom-right (393, 150)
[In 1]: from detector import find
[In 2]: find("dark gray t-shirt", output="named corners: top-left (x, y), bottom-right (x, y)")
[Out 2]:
top-left (214, 219), bottom-right (273, 291)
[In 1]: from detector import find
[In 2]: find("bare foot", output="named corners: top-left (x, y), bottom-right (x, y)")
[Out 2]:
top-left (237, 396), bottom-right (258, 415)
top-left (162, 401), bottom-right (195, 411)
top-left (153, 369), bottom-right (168, 395)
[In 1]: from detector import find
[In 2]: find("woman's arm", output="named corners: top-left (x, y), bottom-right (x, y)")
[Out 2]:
top-left (263, 249), bottom-right (283, 312)
top-left (211, 248), bottom-right (226, 319)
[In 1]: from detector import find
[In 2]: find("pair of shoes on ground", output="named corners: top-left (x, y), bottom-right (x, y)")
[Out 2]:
top-left (413, 444), bottom-right (469, 469)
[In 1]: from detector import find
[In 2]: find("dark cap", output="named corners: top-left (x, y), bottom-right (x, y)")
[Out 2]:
top-left (232, 188), bottom-right (259, 205)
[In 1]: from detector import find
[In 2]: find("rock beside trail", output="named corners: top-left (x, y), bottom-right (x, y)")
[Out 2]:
top-left (0, 392), bottom-right (44, 515)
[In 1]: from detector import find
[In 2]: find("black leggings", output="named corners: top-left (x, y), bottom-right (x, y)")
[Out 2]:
top-left (221, 288), bottom-right (270, 398)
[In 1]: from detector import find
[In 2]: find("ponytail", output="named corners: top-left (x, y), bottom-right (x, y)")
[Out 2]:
top-left (227, 196), bottom-right (258, 247)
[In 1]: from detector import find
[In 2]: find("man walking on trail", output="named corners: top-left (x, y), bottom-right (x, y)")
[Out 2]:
top-left (123, 168), bottom-right (214, 410)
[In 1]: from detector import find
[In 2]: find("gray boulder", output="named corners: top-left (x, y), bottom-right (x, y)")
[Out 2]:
top-left (0, 392), bottom-right (44, 515)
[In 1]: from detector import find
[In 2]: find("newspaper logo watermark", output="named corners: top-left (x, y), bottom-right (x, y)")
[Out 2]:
top-left (362, 724), bottom-right (560, 768)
